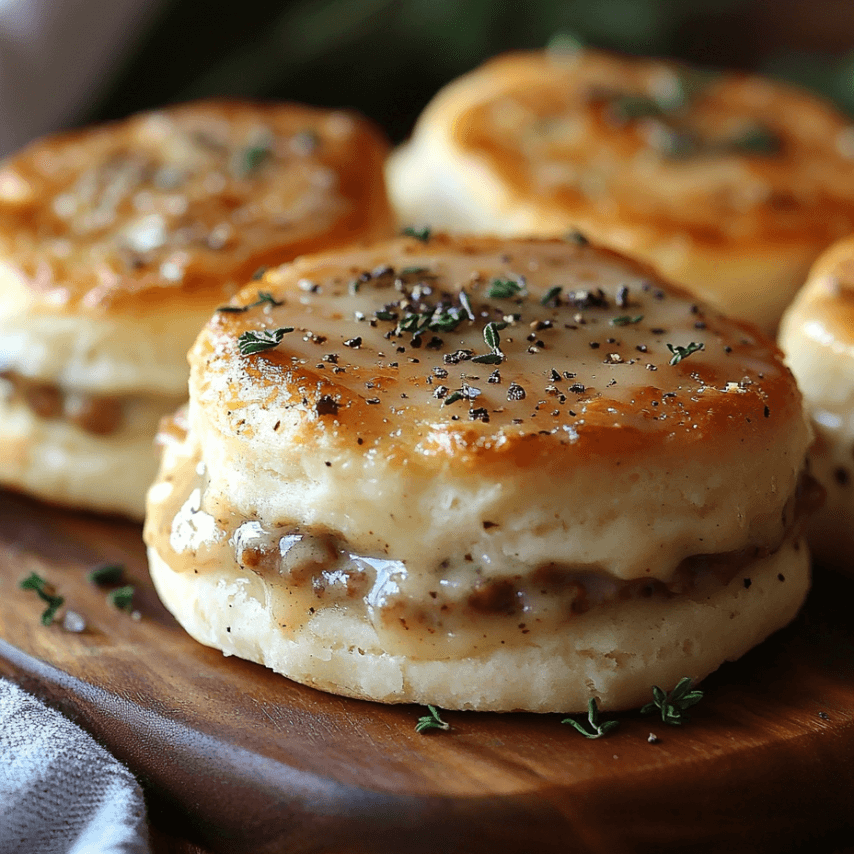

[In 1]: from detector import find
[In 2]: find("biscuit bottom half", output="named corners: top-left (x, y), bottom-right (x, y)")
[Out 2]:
top-left (0, 389), bottom-right (184, 519)
top-left (147, 540), bottom-right (808, 713)
top-left (145, 432), bottom-right (811, 712)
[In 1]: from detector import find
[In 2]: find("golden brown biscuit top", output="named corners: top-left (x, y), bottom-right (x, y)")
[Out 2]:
top-left (0, 99), bottom-right (392, 314)
top-left (191, 234), bottom-right (802, 472)
top-left (783, 234), bottom-right (854, 342)
top-left (445, 49), bottom-right (854, 247)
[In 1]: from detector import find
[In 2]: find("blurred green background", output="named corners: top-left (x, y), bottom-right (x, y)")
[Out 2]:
top-left (88, 0), bottom-right (854, 142)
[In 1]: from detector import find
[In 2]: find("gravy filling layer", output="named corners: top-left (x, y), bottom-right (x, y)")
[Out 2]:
top-left (147, 433), bottom-right (813, 660)
top-left (0, 370), bottom-right (184, 436)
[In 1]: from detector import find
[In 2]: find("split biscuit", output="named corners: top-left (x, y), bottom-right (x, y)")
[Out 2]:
top-left (145, 234), bottom-right (813, 712)
top-left (387, 49), bottom-right (854, 333)
top-left (0, 99), bottom-right (394, 517)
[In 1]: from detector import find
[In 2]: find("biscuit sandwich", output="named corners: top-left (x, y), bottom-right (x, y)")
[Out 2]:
top-left (145, 233), bottom-right (813, 712)
top-left (780, 236), bottom-right (854, 574)
top-left (387, 48), bottom-right (854, 333)
top-left (0, 99), bottom-right (394, 518)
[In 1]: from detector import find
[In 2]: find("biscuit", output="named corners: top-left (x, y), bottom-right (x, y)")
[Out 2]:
top-left (0, 100), bottom-right (394, 517)
top-left (145, 234), bottom-right (813, 711)
top-left (387, 49), bottom-right (854, 333)
top-left (779, 236), bottom-right (854, 573)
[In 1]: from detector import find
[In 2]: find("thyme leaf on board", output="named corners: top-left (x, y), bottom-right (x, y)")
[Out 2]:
top-left (20, 572), bottom-right (64, 626)
top-left (415, 705), bottom-right (450, 733)
top-left (107, 585), bottom-right (136, 613)
top-left (640, 677), bottom-right (704, 725)
top-left (561, 698), bottom-right (619, 739)
top-left (87, 563), bottom-right (125, 585)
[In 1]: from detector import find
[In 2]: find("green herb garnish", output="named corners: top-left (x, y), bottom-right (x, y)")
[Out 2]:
top-left (20, 572), bottom-right (64, 626)
top-left (667, 341), bottom-right (704, 365)
top-left (108, 585), bottom-right (135, 613)
top-left (541, 286), bottom-right (563, 306)
top-left (400, 266), bottom-right (429, 276)
top-left (415, 705), bottom-right (450, 733)
top-left (607, 94), bottom-right (664, 123)
top-left (443, 390), bottom-right (466, 406)
top-left (648, 124), bottom-right (701, 159)
top-left (87, 563), bottom-right (125, 585)
top-left (725, 124), bottom-right (781, 156)
top-left (238, 327), bottom-right (295, 355)
top-left (459, 289), bottom-right (476, 321)
top-left (217, 291), bottom-right (284, 313)
top-left (486, 278), bottom-right (525, 299)
top-left (483, 320), bottom-right (507, 350)
top-left (562, 698), bottom-right (619, 739)
top-left (610, 315), bottom-right (644, 326)
top-left (235, 143), bottom-right (272, 177)
top-left (566, 230), bottom-right (589, 247)
top-left (472, 321), bottom-right (507, 365)
top-left (402, 226), bottom-right (431, 242)
top-left (665, 66), bottom-right (721, 109)
top-left (640, 677), bottom-right (704, 725)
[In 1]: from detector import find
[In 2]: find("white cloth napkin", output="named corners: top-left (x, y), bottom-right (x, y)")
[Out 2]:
top-left (0, 679), bottom-right (150, 854)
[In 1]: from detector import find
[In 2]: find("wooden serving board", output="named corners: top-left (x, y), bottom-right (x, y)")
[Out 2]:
top-left (1, 488), bottom-right (854, 854)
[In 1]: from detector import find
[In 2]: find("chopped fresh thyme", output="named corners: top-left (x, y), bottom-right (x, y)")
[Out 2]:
top-left (20, 572), bottom-right (64, 626)
top-left (610, 315), bottom-right (644, 326)
top-left (415, 705), bottom-right (450, 733)
top-left (483, 320), bottom-right (506, 350)
top-left (606, 93), bottom-right (665, 124)
top-left (238, 327), bottom-right (295, 355)
top-left (667, 341), bottom-right (704, 365)
top-left (108, 585), bottom-right (135, 613)
top-left (640, 677), bottom-right (704, 725)
top-left (667, 66), bottom-right (721, 108)
top-left (726, 124), bottom-right (781, 156)
top-left (471, 353), bottom-right (503, 365)
top-left (235, 143), bottom-right (272, 177)
top-left (486, 278), bottom-right (525, 299)
top-left (87, 563), bottom-right (125, 585)
top-left (217, 291), bottom-right (284, 313)
top-left (566, 230), bottom-right (589, 246)
top-left (541, 286), bottom-right (562, 306)
top-left (472, 320), bottom-right (507, 364)
top-left (400, 266), bottom-right (429, 276)
top-left (402, 225), bottom-right (431, 242)
top-left (459, 289), bottom-right (476, 321)
top-left (562, 698), bottom-right (619, 739)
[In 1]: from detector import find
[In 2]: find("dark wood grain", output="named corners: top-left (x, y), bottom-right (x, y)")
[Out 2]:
top-left (1, 488), bottom-right (853, 854)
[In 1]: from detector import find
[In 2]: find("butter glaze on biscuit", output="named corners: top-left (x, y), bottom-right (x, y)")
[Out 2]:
top-left (388, 49), bottom-right (854, 333)
top-left (0, 99), bottom-right (394, 517)
top-left (146, 235), bottom-right (812, 711)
